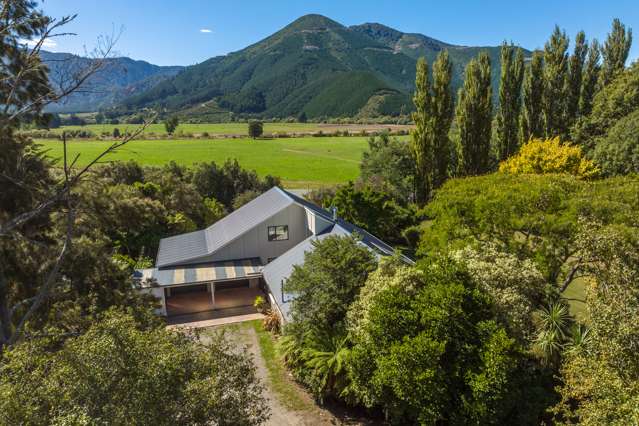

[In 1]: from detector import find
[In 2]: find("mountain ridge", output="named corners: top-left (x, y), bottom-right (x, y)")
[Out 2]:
top-left (61, 14), bottom-right (530, 118)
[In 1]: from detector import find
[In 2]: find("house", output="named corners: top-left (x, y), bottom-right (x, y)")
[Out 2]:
top-left (134, 186), bottom-right (407, 322)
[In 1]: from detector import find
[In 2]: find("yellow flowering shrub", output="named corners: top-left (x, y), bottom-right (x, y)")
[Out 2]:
top-left (499, 137), bottom-right (599, 179)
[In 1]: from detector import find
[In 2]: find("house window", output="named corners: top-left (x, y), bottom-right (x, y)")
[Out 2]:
top-left (268, 225), bottom-right (288, 241)
top-left (267, 257), bottom-right (277, 263)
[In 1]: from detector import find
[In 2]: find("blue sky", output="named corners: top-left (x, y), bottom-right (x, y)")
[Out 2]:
top-left (41, 0), bottom-right (638, 66)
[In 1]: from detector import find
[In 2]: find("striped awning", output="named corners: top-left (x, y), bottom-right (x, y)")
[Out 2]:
top-left (134, 258), bottom-right (263, 287)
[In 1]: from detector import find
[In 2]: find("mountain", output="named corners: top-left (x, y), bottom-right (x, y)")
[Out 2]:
top-left (350, 23), bottom-right (507, 94)
top-left (40, 51), bottom-right (183, 113)
top-left (119, 14), bottom-right (529, 119)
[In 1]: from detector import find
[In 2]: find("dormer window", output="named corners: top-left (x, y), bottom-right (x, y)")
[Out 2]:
top-left (268, 225), bottom-right (289, 241)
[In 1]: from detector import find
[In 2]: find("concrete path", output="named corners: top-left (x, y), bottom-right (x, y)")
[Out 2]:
top-left (167, 312), bottom-right (264, 330)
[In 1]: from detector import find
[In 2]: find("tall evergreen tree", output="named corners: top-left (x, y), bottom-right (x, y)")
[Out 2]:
top-left (566, 31), bottom-right (588, 126)
top-left (410, 57), bottom-right (433, 203)
top-left (600, 18), bottom-right (633, 86)
top-left (520, 51), bottom-right (544, 143)
top-left (430, 50), bottom-right (454, 189)
top-left (496, 43), bottom-right (525, 161)
top-left (579, 39), bottom-right (601, 117)
top-left (542, 26), bottom-right (570, 139)
top-left (456, 52), bottom-right (493, 175)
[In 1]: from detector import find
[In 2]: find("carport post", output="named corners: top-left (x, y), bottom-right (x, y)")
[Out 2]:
top-left (214, 283), bottom-right (215, 309)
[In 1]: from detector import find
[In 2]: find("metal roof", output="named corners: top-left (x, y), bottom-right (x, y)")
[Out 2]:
top-left (156, 187), bottom-right (293, 268)
top-left (155, 185), bottom-right (411, 269)
top-left (135, 258), bottom-right (262, 287)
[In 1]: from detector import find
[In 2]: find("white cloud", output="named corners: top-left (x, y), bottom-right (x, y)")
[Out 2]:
top-left (199, 28), bottom-right (212, 33)
top-left (19, 38), bottom-right (58, 49)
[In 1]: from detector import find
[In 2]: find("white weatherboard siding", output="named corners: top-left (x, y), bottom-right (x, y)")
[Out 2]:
top-left (194, 203), bottom-right (311, 265)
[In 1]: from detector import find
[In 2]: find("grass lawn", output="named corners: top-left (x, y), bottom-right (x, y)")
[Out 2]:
top-left (562, 276), bottom-right (588, 321)
top-left (247, 320), bottom-right (313, 412)
top-left (36, 136), bottom-right (372, 187)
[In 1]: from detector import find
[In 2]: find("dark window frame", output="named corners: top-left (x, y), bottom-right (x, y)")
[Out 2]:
top-left (267, 225), bottom-right (289, 241)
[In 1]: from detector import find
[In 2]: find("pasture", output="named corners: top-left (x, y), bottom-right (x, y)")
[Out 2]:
top-left (52, 122), bottom-right (412, 137)
top-left (37, 136), bottom-right (373, 187)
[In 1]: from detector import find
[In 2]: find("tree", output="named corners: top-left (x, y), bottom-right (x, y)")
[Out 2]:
top-left (520, 51), bottom-right (545, 143)
top-left (164, 115), bottom-right (179, 134)
top-left (456, 52), bottom-right (493, 176)
top-left (418, 173), bottom-right (639, 293)
top-left (297, 111), bottom-right (308, 123)
top-left (572, 62), bottom-right (639, 151)
top-left (554, 224), bottom-right (639, 424)
top-left (566, 31), bottom-right (588, 126)
top-left (498, 137), bottom-right (599, 179)
top-left (0, 311), bottom-right (269, 425)
top-left (451, 245), bottom-right (546, 346)
top-left (496, 43), bottom-right (525, 161)
top-left (284, 235), bottom-right (376, 338)
top-left (0, 0), bottom-right (153, 350)
top-left (113, 127), bottom-right (121, 138)
top-left (326, 182), bottom-right (415, 244)
top-left (599, 18), bottom-right (633, 87)
top-left (248, 120), bottom-right (263, 139)
top-left (579, 39), bottom-right (601, 117)
top-left (359, 132), bottom-right (414, 203)
top-left (346, 258), bottom-right (547, 424)
top-left (430, 50), bottom-right (455, 189)
top-left (410, 57), bottom-right (434, 203)
top-left (543, 26), bottom-right (570, 139)
top-left (592, 108), bottom-right (639, 176)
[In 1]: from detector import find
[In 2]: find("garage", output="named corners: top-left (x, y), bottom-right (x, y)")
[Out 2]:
top-left (165, 284), bottom-right (213, 316)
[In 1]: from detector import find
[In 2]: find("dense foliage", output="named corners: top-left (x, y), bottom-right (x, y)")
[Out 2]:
top-left (554, 225), bottom-right (639, 424)
top-left (418, 173), bottom-right (639, 291)
top-left (0, 311), bottom-right (268, 425)
top-left (358, 132), bottom-right (414, 202)
top-left (346, 257), bottom-right (551, 424)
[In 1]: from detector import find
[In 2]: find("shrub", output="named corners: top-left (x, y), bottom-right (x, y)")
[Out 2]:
top-left (262, 309), bottom-right (281, 334)
top-left (253, 295), bottom-right (266, 313)
top-left (499, 137), bottom-right (599, 178)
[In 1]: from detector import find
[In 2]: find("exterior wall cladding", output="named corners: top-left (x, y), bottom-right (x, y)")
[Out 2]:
top-left (186, 203), bottom-right (312, 266)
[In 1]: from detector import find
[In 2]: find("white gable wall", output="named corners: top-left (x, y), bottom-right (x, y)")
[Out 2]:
top-left (194, 203), bottom-right (311, 264)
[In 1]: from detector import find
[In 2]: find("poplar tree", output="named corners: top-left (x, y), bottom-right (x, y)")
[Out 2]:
top-left (542, 26), bottom-right (570, 139)
top-left (520, 51), bottom-right (544, 143)
top-left (566, 31), bottom-right (587, 125)
top-left (410, 57), bottom-right (433, 203)
top-left (579, 39), bottom-right (601, 116)
top-left (456, 52), bottom-right (492, 175)
top-left (600, 18), bottom-right (633, 86)
top-left (495, 43), bottom-right (524, 161)
top-left (430, 50), bottom-right (454, 189)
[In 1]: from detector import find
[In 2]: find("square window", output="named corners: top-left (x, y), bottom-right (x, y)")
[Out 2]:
top-left (268, 225), bottom-right (288, 241)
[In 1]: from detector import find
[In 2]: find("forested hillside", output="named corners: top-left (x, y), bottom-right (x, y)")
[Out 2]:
top-left (119, 14), bottom-right (523, 119)
top-left (41, 51), bottom-right (183, 112)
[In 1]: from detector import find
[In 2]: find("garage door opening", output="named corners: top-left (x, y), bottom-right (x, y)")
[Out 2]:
top-left (214, 279), bottom-right (262, 310)
top-left (165, 284), bottom-right (213, 316)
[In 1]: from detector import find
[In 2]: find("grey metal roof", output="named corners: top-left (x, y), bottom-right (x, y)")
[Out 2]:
top-left (156, 187), bottom-right (293, 268)
top-left (135, 258), bottom-right (262, 287)
top-left (155, 185), bottom-right (411, 269)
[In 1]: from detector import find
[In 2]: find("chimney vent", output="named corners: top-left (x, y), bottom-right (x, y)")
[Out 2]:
top-left (330, 206), bottom-right (338, 221)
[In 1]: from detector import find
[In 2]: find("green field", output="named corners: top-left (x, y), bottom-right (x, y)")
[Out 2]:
top-left (37, 136), bottom-right (371, 187)
top-left (54, 122), bottom-right (329, 136)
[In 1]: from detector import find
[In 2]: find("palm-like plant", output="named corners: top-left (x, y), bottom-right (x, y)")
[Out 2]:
top-left (564, 324), bottom-right (592, 357)
top-left (300, 332), bottom-right (351, 402)
top-left (533, 301), bottom-right (572, 366)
